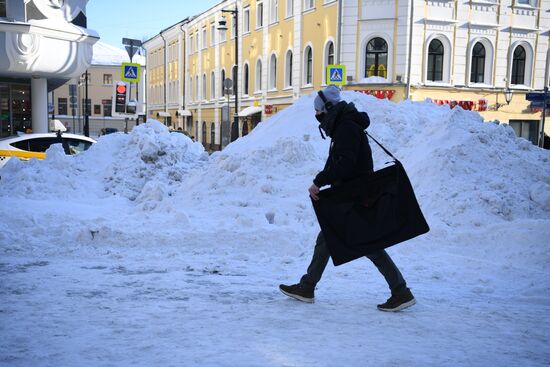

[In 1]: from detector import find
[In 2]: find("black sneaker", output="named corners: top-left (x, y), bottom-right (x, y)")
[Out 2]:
top-left (279, 283), bottom-right (314, 303)
top-left (377, 289), bottom-right (416, 312)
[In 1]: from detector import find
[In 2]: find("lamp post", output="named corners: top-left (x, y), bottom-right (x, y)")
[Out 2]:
top-left (218, 3), bottom-right (239, 142)
top-left (84, 70), bottom-right (89, 137)
top-left (504, 87), bottom-right (513, 105)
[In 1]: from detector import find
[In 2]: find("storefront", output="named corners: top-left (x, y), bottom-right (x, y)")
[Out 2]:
top-left (0, 79), bottom-right (32, 138)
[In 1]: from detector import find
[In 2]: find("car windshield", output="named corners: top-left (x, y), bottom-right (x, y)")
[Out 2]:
top-left (65, 138), bottom-right (93, 155)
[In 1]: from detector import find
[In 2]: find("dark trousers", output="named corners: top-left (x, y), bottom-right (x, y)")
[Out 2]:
top-left (300, 231), bottom-right (408, 295)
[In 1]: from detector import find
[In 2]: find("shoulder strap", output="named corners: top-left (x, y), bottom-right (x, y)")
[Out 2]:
top-left (365, 131), bottom-right (399, 162)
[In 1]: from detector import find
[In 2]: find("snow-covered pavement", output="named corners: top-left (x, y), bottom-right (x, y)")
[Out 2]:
top-left (1, 92), bottom-right (549, 366)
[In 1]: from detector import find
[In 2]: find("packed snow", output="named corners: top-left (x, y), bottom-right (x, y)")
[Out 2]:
top-left (1, 91), bottom-right (549, 367)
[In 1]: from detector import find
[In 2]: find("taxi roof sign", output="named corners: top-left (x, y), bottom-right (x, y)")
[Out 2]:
top-left (121, 62), bottom-right (141, 83)
top-left (327, 64), bottom-right (346, 86)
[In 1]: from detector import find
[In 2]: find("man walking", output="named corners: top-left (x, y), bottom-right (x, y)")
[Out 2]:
top-left (279, 85), bottom-right (416, 312)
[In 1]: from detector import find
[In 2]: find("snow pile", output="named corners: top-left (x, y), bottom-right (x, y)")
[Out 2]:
top-left (0, 121), bottom-right (208, 204)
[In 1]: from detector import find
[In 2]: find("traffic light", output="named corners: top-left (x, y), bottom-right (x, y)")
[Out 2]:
top-left (115, 82), bottom-right (127, 113)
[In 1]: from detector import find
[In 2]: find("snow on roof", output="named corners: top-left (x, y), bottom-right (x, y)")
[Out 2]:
top-left (92, 41), bottom-right (146, 66)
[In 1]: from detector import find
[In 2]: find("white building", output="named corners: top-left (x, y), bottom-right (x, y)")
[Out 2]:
top-left (0, 0), bottom-right (98, 137)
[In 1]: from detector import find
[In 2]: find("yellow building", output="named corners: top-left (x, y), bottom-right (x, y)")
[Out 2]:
top-left (144, 0), bottom-right (550, 150)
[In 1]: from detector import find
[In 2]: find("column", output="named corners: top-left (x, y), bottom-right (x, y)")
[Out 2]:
top-left (31, 77), bottom-right (48, 133)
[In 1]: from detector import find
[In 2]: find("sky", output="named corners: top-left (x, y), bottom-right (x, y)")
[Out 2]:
top-left (86, 0), bottom-right (221, 49)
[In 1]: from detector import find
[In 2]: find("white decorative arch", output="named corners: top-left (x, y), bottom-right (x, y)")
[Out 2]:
top-left (467, 37), bottom-right (494, 86)
top-left (323, 37), bottom-right (336, 83)
top-left (508, 40), bottom-right (534, 88)
top-left (424, 33), bottom-right (453, 84)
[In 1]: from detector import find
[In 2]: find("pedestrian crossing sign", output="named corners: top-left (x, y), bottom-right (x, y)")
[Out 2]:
top-left (326, 64), bottom-right (346, 85)
top-left (121, 62), bottom-right (141, 83)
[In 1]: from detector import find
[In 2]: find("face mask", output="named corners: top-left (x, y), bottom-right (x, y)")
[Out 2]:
top-left (315, 113), bottom-right (326, 123)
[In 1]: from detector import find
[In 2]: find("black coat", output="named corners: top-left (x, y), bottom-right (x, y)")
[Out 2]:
top-left (314, 102), bottom-right (373, 188)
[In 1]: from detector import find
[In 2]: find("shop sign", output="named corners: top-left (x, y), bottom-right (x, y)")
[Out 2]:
top-left (355, 90), bottom-right (396, 100)
top-left (265, 105), bottom-right (274, 114)
top-left (432, 98), bottom-right (488, 112)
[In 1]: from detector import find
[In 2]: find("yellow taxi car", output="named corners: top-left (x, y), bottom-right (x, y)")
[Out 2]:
top-left (0, 132), bottom-right (96, 169)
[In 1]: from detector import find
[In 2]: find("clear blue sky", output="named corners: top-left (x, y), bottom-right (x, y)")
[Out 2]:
top-left (87, 0), bottom-right (221, 49)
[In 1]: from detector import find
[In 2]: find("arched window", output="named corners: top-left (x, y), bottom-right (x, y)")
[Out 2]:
top-left (232, 65), bottom-right (237, 95)
top-left (220, 69), bottom-right (226, 96)
top-left (470, 42), bottom-right (485, 83)
top-left (511, 46), bottom-right (526, 85)
top-left (326, 41), bottom-right (334, 66)
top-left (304, 46), bottom-right (313, 85)
top-left (202, 121), bottom-right (207, 144)
top-left (189, 77), bottom-right (193, 101)
top-left (269, 54), bottom-right (277, 89)
top-left (285, 50), bottom-right (293, 87)
top-left (365, 38), bottom-right (387, 78)
top-left (244, 63), bottom-right (249, 95)
top-left (202, 74), bottom-right (207, 100)
top-left (427, 39), bottom-right (444, 82)
top-left (195, 75), bottom-right (199, 100)
top-left (256, 59), bottom-right (262, 91)
top-left (210, 122), bottom-right (216, 146)
top-left (211, 71), bottom-right (216, 99)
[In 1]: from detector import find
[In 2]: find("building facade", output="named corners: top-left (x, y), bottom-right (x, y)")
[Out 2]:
top-left (144, 0), bottom-right (550, 150)
top-left (0, 0), bottom-right (98, 137)
top-left (51, 41), bottom-right (147, 137)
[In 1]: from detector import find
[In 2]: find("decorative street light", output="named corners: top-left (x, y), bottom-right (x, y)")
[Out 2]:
top-left (218, 3), bottom-right (239, 142)
top-left (504, 87), bottom-right (513, 105)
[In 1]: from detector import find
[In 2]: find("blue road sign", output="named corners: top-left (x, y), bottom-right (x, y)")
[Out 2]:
top-left (121, 62), bottom-right (141, 82)
top-left (326, 65), bottom-right (346, 85)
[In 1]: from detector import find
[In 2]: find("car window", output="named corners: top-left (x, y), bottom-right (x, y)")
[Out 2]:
top-left (64, 138), bottom-right (93, 155)
top-left (11, 137), bottom-right (61, 152)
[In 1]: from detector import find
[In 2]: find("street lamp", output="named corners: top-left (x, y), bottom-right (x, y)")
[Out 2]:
top-left (504, 88), bottom-right (513, 105)
top-left (218, 4), bottom-right (239, 142)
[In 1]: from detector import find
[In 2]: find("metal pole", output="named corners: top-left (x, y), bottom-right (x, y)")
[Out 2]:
top-left (541, 86), bottom-right (547, 148)
top-left (231, 4), bottom-right (239, 142)
top-left (84, 70), bottom-right (89, 137)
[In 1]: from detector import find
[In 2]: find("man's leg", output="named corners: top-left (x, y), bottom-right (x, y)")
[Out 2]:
top-left (365, 249), bottom-right (407, 295)
top-left (279, 232), bottom-right (330, 303)
top-left (299, 231), bottom-right (331, 289)
top-left (366, 250), bottom-right (416, 311)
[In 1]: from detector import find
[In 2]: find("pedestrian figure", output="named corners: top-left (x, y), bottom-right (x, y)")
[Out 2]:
top-left (279, 85), bottom-right (416, 312)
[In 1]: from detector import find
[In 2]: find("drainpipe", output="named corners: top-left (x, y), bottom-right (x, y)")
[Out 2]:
top-left (180, 23), bottom-right (187, 112)
top-left (336, 0), bottom-right (342, 65)
top-left (160, 31), bottom-right (168, 125)
top-left (405, 0), bottom-right (414, 100)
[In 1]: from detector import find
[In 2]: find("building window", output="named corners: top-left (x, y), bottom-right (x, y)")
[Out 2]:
top-left (102, 99), bottom-right (112, 117)
top-left (511, 46), bottom-right (526, 85)
top-left (286, 0), bottom-right (294, 17)
top-left (257, 2), bottom-right (264, 28)
top-left (202, 121), bottom-right (207, 145)
top-left (195, 32), bottom-right (199, 51)
top-left (327, 41), bottom-right (334, 66)
top-left (232, 15), bottom-right (237, 39)
top-left (365, 37), bottom-right (387, 78)
top-left (210, 122), bottom-right (216, 146)
top-left (304, 46), bottom-right (313, 85)
top-left (221, 69), bottom-right (226, 96)
top-left (211, 24), bottom-right (216, 46)
top-left (189, 35), bottom-right (194, 53)
top-left (510, 120), bottom-right (539, 145)
top-left (304, 0), bottom-right (314, 11)
top-left (244, 8), bottom-right (250, 33)
top-left (195, 75), bottom-right (199, 100)
top-left (211, 71), bottom-right (216, 99)
top-left (0, 0), bottom-right (5, 17)
top-left (256, 59), bottom-right (262, 91)
top-left (94, 104), bottom-right (101, 115)
top-left (269, 54), bottom-right (277, 89)
top-left (58, 98), bottom-right (68, 115)
top-left (189, 77), bottom-right (193, 101)
top-left (427, 39), bottom-right (444, 82)
top-left (202, 74), bottom-right (207, 100)
top-left (202, 28), bottom-right (207, 50)
top-left (470, 42), bottom-right (485, 83)
top-left (285, 50), bottom-right (293, 87)
top-left (244, 64), bottom-right (249, 95)
top-left (103, 74), bottom-right (113, 85)
top-left (270, 0), bottom-right (279, 24)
